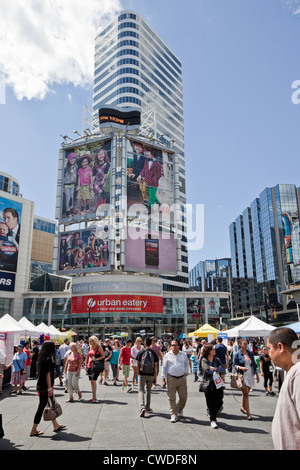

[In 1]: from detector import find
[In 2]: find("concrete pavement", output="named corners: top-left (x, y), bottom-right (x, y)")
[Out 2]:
top-left (0, 369), bottom-right (277, 451)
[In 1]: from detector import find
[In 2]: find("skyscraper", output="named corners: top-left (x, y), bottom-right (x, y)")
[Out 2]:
top-left (92, 11), bottom-right (188, 290)
top-left (229, 184), bottom-right (300, 316)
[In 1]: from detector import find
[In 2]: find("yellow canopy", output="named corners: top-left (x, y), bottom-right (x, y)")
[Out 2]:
top-left (188, 323), bottom-right (220, 338)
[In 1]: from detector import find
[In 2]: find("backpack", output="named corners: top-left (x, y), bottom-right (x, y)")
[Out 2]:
top-left (140, 349), bottom-right (155, 375)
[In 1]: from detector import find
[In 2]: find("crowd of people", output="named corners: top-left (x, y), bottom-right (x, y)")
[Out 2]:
top-left (0, 327), bottom-right (299, 449)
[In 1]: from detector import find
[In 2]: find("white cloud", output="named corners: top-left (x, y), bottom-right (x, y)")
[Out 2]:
top-left (0, 0), bottom-right (122, 100)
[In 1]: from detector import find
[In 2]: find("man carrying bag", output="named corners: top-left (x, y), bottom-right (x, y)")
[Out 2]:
top-left (136, 337), bottom-right (159, 417)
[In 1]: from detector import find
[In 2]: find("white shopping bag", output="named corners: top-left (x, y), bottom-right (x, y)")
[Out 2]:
top-left (213, 372), bottom-right (224, 389)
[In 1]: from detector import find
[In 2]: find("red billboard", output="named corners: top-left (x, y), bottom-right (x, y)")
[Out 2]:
top-left (71, 294), bottom-right (163, 314)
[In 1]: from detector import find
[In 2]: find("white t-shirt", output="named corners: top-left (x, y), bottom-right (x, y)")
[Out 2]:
top-left (272, 361), bottom-right (300, 450)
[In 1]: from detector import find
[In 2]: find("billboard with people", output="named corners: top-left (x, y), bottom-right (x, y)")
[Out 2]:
top-left (58, 225), bottom-right (110, 274)
top-left (60, 140), bottom-right (111, 222)
top-left (0, 195), bottom-right (23, 275)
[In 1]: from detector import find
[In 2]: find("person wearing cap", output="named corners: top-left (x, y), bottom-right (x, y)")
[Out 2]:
top-left (8, 345), bottom-right (28, 394)
top-left (63, 152), bottom-right (78, 218)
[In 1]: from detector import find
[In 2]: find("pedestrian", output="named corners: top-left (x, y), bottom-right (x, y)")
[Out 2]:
top-left (182, 339), bottom-right (193, 374)
top-left (161, 338), bottom-right (189, 423)
top-left (0, 373), bottom-right (4, 438)
top-left (233, 339), bottom-right (260, 420)
top-left (29, 341), bottom-right (66, 436)
top-left (55, 344), bottom-right (63, 386)
top-left (119, 339), bottom-right (133, 391)
top-left (65, 342), bottom-right (82, 402)
top-left (129, 336), bottom-right (144, 392)
top-left (59, 338), bottom-right (70, 376)
top-left (110, 339), bottom-right (121, 386)
top-left (100, 338), bottom-right (112, 386)
top-left (23, 341), bottom-right (32, 389)
top-left (85, 336), bottom-right (105, 402)
top-left (9, 345), bottom-right (27, 395)
top-left (191, 354), bottom-right (199, 382)
top-left (259, 346), bottom-right (275, 396)
top-left (30, 341), bottom-right (39, 378)
top-left (267, 327), bottom-right (300, 450)
top-left (81, 340), bottom-right (88, 365)
top-left (150, 337), bottom-right (163, 388)
top-left (200, 343), bottom-right (225, 429)
top-left (0, 347), bottom-right (7, 395)
top-left (215, 337), bottom-right (228, 380)
top-left (136, 337), bottom-right (159, 417)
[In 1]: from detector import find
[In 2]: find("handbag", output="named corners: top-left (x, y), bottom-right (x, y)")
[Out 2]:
top-left (92, 359), bottom-right (104, 374)
top-left (43, 396), bottom-right (62, 421)
top-left (213, 372), bottom-right (225, 389)
top-left (199, 378), bottom-right (213, 393)
top-left (230, 372), bottom-right (245, 389)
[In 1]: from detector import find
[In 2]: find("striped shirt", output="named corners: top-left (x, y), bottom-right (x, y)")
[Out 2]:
top-left (120, 346), bottom-right (132, 365)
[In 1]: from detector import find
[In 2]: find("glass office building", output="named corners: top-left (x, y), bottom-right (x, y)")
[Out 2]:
top-left (189, 258), bottom-right (231, 293)
top-left (229, 184), bottom-right (300, 316)
top-left (93, 11), bottom-right (188, 291)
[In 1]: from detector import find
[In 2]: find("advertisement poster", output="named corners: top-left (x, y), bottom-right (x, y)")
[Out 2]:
top-left (126, 139), bottom-right (175, 218)
top-left (58, 225), bottom-right (110, 274)
top-left (125, 227), bottom-right (177, 275)
top-left (60, 140), bottom-right (111, 222)
top-left (71, 294), bottom-right (163, 314)
top-left (0, 195), bottom-right (23, 275)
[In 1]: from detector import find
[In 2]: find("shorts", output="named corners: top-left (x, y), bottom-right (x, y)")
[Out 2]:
top-left (87, 367), bottom-right (101, 381)
top-left (122, 365), bottom-right (130, 377)
top-left (104, 361), bottom-right (110, 371)
top-left (77, 185), bottom-right (91, 201)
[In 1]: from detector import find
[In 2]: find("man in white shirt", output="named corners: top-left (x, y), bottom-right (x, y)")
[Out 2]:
top-left (161, 338), bottom-right (189, 423)
top-left (268, 327), bottom-right (300, 450)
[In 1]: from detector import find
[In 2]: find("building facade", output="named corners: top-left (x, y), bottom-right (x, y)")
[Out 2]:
top-left (229, 184), bottom-right (300, 316)
top-left (92, 11), bottom-right (188, 291)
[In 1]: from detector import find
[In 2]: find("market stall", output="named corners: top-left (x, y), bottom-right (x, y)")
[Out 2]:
top-left (188, 323), bottom-right (220, 339)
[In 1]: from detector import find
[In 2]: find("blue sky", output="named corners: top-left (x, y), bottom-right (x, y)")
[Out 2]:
top-left (0, 0), bottom-right (300, 270)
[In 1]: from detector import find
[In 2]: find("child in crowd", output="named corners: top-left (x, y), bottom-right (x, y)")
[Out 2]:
top-left (191, 354), bottom-right (199, 382)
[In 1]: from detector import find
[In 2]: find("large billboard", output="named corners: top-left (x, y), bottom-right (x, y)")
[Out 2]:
top-left (58, 225), bottom-right (110, 274)
top-left (125, 139), bottom-right (177, 275)
top-left (0, 195), bottom-right (23, 277)
top-left (125, 227), bottom-right (177, 274)
top-left (126, 139), bottom-right (175, 213)
top-left (60, 140), bottom-right (111, 222)
top-left (71, 294), bottom-right (163, 314)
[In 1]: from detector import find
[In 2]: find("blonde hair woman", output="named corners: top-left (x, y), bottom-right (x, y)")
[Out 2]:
top-left (85, 336), bottom-right (105, 402)
top-left (65, 342), bottom-right (82, 402)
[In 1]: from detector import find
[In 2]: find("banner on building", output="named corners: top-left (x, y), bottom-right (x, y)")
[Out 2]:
top-left (71, 294), bottom-right (163, 314)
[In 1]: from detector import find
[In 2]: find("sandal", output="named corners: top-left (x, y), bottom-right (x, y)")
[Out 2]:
top-left (30, 430), bottom-right (44, 437)
top-left (78, 391), bottom-right (82, 400)
top-left (53, 425), bottom-right (67, 433)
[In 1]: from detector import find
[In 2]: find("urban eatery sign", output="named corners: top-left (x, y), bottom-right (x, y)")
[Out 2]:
top-left (71, 294), bottom-right (163, 314)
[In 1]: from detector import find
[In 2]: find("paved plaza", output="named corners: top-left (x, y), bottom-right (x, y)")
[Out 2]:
top-left (0, 369), bottom-right (277, 452)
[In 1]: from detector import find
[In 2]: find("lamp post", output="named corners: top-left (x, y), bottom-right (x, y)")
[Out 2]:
top-left (87, 298), bottom-right (95, 338)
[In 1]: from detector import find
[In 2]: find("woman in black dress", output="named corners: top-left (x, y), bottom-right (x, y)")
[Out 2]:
top-left (29, 341), bottom-right (66, 436)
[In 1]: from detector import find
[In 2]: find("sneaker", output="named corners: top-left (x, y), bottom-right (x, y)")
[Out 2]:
top-left (178, 410), bottom-right (183, 417)
top-left (103, 382), bottom-right (109, 386)
top-left (266, 391), bottom-right (269, 396)
top-left (270, 391), bottom-right (276, 396)
top-left (127, 387), bottom-right (132, 393)
top-left (139, 408), bottom-right (146, 417)
top-left (146, 408), bottom-right (153, 413)
top-left (170, 415), bottom-right (178, 423)
top-left (210, 420), bottom-right (218, 429)
top-left (217, 406), bottom-right (223, 414)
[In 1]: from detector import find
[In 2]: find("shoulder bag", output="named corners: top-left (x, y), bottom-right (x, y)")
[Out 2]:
top-left (92, 348), bottom-right (104, 374)
top-left (43, 396), bottom-right (62, 421)
top-left (230, 372), bottom-right (245, 389)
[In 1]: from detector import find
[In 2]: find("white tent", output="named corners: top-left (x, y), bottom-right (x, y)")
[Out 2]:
top-left (225, 315), bottom-right (276, 337)
top-left (18, 317), bottom-right (42, 337)
top-left (49, 325), bottom-right (66, 338)
top-left (0, 314), bottom-right (27, 364)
